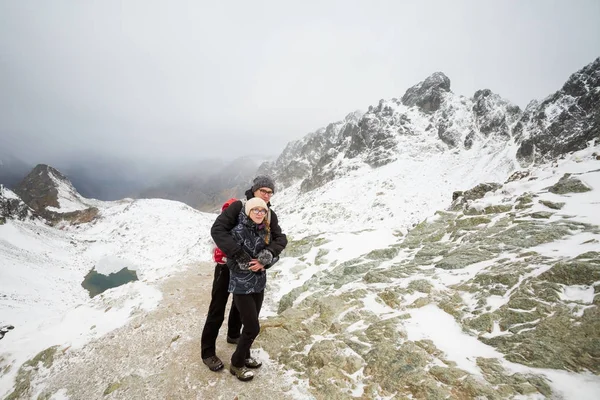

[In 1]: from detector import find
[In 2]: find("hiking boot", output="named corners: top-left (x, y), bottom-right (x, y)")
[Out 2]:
top-left (226, 336), bottom-right (239, 344)
top-left (230, 365), bottom-right (254, 381)
top-left (245, 357), bottom-right (262, 368)
top-left (202, 355), bottom-right (224, 372)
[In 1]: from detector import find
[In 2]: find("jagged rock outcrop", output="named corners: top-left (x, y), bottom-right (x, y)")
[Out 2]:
top-left (514, 57), bottom-right (600, 164)
top-left (401, 72), bottom-right (451, 113)
top-left (472, 89), bottom-right (521, 141)
top-left (263, 73), bottom-right (518, 193)
top-left (259, 57), bottom-right (599, 195)
top-left (0, 186), bottom-right (36, 224)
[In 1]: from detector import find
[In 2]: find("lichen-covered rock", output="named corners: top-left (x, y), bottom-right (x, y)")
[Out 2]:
top-left (314, 248), bottom-right (329, 265)
top-left (284, 235), bottom-right (329, 257)
top-left (539, 199), bottom-right (565, 210)
top-left (407, 279), bottom-right (433, 294)
top-left (435, 244), bottom-right (498, 270)
top-left (477, 358), bottom-right (552, 397)
top-left (467, 254), bottom-right (600, 373)
top-left (530, 211), bottom-right (554, 219)
top-left (548, 173), bottom-right (592, 194)
top-left (515, 192), bottom-right (534, 209)
top-left (453, 216), bottom-right (492, 230)
top-left (402, 212), bottom-right (456, 249)
top-left (365, 246), bottom-right (401, 261)
top-left (5, 346), bottom-right (59, 400)
top-left (483, 204), bottom-right (513, 214)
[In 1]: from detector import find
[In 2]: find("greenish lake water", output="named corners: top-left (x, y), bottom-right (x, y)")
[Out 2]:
top-left (81, 267), bottom-right (139, 297)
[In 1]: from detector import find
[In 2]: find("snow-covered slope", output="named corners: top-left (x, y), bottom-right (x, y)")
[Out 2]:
top-left (262, 144), bottom-right (600, 399)
top-left (273, 118), bottom-right (520, 238)
top-left (0, 196), bottom-right (215, 398)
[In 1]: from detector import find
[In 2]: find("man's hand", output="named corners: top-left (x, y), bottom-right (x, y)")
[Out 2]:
top-left (248, 259), bottom-right (265, 272)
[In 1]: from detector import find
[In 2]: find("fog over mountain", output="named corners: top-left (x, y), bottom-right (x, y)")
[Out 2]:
top-left (1, 1), bottom-right (599, 180)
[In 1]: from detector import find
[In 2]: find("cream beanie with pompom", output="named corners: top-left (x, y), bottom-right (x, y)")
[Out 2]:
top-left (245, 197), bottom-right (268, 216)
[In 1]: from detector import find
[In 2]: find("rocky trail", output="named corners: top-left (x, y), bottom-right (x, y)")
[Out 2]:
top-left (25, 262), bottom-right (306, 400)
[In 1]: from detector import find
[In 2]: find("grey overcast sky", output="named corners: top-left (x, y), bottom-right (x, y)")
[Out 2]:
top-left (1, 0), bottom-right (599, 165)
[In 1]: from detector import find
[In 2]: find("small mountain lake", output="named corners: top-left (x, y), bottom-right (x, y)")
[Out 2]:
top-left (81, 266), bottom-right (139, 298)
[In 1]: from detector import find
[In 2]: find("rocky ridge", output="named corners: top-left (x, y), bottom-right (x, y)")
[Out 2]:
top-left (0, 186), bottom-right (37, 225)
top-left (260, 57), bottom-right (599, 194)
top-left (515, 57), bottom-right (600, 164)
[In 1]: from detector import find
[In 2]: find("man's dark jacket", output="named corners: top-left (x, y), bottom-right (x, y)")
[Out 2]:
top-left (211, 189), bottom-right (287, 260)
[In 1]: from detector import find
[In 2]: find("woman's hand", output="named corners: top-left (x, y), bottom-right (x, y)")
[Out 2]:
top-left (248, 259), bottom-right (265, 272)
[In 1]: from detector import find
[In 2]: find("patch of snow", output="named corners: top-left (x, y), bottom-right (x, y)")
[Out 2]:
top-left (95, 255), bottom-right (139, 274)
top-left (1, 187), bottom-right (20, 200)
top-left (47, 171), bottom-right (89, 213)
top-left (560, 285), bottom-right (595, 304)
top-left (404, 304), bottom-right (503, 375)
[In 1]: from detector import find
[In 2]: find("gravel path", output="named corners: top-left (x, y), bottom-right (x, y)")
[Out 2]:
top-left (35, 262), bottom-right (308, 400)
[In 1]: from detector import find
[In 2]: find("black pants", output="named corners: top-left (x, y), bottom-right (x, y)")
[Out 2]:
top-left (200, 264), bottom-right (242, 359)
top-left (231, 291), bottom-right (264, 367)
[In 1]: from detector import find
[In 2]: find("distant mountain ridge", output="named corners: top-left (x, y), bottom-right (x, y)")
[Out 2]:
top-left (138, 156), bottom-right (266, 211)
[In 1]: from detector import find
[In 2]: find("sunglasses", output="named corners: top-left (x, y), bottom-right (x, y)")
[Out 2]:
top-left (251, 208), bottom-right (267, 216)
top-left (259, 189), bottom-right (274, 196)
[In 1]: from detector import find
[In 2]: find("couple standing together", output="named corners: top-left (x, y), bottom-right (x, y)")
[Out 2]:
top-left (200, 176), bottom-right (288, 381)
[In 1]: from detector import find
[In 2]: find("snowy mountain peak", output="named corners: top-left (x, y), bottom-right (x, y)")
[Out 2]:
top-left (262, 71), bottom-right (519, 194)
top-left (14, 164), bottom-right (91, 217)
top-left (260, 57), bottom-right (600, 197)
top-left (401, 71), bottom-right (451, 113)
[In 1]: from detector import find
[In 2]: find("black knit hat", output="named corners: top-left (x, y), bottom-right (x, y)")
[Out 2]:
top-left (251, 175), bottom-right (276, 193)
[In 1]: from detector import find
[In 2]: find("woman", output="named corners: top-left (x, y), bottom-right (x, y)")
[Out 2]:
top-left (227, 196), bottom-right (278, 381)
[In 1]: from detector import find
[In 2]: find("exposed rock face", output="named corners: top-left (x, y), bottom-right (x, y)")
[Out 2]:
top-left (401, 72), bottom-right (451, 113)
top-left (13, 164), bottom-right (65, 213)
top-left (451, 182), bottom-right (502, 212)
top-left (0, 187), bottom-right (36, 224)
top-left (472, 89), bottom-right (521, 139)
top-left (258, 111), bottom-right (364, 192)
top-left (514, 57), bottom-right (600, 164)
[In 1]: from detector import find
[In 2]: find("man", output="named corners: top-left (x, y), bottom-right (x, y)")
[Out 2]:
top-left (201, 175), bottom-right (288, 372)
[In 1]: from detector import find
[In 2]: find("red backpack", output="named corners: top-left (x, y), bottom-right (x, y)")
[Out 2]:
top-left (212, 198), bottom-right (239, 264)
